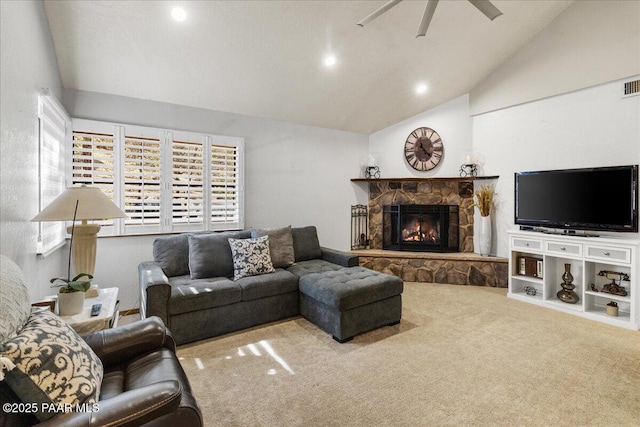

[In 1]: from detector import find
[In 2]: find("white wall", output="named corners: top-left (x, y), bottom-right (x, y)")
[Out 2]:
top-left (63, 89), bottom-right (369, 310)
top-left (0, 1), bottom-right (68, 300)
top-left (368, 94), bottom-right (473, 178)
top-left (473, 76), bottom-right (640, 258)
top-left (470, 0), bottom-right (640, 116)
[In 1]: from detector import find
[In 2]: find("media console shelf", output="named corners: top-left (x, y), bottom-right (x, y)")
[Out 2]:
top-left (508, 230), bottom-right (640, 330)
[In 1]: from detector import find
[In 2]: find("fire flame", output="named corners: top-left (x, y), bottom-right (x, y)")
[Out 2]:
top-left (402, 219), bottom-right (438, 243)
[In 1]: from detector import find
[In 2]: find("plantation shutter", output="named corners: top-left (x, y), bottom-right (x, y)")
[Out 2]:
top-left (122, 128), bottom-right (162, 233)
top-left (37, 90), bottom-right (69, 255)
top-left (210, 137), bottom-right (243, 230)
top-left (171, 136), bottom-right (205, 231)
top-left (68, 119), bottom-right (244, 235)
top-left (70, 119), bottom-right (117, 234)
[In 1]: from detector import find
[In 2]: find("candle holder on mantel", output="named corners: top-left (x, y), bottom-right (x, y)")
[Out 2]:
top-left (459, 163), bottom-right (478, 177)
top-left (557, 263), bottom-right (579, 304)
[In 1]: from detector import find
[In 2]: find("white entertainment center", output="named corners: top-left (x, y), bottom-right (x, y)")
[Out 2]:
top-left (508, 230), bottom-right (640, 330)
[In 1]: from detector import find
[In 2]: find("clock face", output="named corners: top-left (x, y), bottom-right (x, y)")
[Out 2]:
top-left (404, 127), bottom-right (444, 171)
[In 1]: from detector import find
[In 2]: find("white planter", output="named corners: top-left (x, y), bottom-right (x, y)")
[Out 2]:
top-left (58, 290), bottom-right (85, 316)
top-left (478, 215), bottom-right (492, 256)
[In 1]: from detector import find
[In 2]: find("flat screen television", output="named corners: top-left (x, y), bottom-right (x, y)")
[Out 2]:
top-left (515, 165), bottom-right (638, 233)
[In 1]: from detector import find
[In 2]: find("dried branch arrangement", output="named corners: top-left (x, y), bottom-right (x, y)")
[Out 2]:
top-left (473, 185), bottom-right (495, 217)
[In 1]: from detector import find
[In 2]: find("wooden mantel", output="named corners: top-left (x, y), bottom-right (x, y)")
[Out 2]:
top-left (351, 176), bottom-right (499, 183)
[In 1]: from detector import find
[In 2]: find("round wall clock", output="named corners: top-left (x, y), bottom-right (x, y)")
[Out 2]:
top-left (404, 127), bottom-right (444, 171)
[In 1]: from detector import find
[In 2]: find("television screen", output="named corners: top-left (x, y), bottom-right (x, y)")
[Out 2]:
top-left (515, 165), bottom-right (638, 232)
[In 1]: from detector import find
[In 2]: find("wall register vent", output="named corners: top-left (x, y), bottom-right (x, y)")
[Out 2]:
top-left (622, 79), bottom-right (639, 98)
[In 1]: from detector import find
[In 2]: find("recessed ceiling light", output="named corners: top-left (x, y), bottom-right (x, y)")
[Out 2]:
top-left (324, 56), bottom-right (337, 67)
top-left (415, 83), bottom-right (428, 94)
top-left (171, 7), bottom-right (187, 22)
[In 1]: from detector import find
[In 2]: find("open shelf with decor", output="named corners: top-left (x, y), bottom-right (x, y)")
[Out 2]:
top-left (508, 230), bottom-right (640, 330)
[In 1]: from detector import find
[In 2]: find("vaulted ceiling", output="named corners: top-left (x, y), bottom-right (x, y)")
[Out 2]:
top-left (44, 0), bottom-right (574, 134)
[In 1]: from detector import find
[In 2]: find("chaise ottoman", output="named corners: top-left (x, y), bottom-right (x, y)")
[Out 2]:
top-left (298, 267), bottom-right (403, 342)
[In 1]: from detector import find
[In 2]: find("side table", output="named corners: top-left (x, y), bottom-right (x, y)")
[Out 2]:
top-left (56, 287), bottom-right (120, 335)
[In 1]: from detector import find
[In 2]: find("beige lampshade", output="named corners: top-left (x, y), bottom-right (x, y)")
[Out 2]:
top-left (31, 185), bottom-right (127, 276)
top-left (32, 185), bottom-right (127, 222)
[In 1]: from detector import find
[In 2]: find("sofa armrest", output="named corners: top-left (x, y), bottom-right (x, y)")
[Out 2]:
top-left (82, 317), bottom-right (172, 366)
top-left (138, 261), bottom-right (171, 326)
top-left (321, 247), bottom-right (359, 267)
top-left (38, 380), bottom-right (182, 427)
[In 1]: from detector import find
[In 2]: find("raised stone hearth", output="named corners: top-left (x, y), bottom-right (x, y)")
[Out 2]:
top-left (353, 250), bottom-right (508, 287)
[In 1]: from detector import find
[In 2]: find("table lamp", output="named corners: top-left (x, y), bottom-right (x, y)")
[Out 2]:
top-left (31, 185), bottom-right (127, 276)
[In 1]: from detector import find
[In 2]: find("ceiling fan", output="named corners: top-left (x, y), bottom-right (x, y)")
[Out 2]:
top-left (357, 0), bottom-right (503, 38)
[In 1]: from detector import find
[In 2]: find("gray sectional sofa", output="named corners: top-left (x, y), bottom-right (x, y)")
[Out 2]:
top-left (138, 226), bottom-right (403, 345)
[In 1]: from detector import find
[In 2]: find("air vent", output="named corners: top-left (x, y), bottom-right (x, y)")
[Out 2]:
top-left (622, 79), bottom-right (640, 98)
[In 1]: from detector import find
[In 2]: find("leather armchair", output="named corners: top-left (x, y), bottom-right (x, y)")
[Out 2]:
top-left (1, 316), bottom-right (202, 427)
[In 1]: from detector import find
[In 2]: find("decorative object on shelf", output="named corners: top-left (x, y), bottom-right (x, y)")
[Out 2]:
top-left (404, 127), bottom-right (443, 171)
top-left (557, 263), bottom-right (579, 304)
top-left (523, 286), bottom-right (537, 297)
top-left (364, 154), bottom-right (381, 179)
top-left (473, 184), bottom-right (494, 256)
top-left (351, 205), bottom-right (369, 250)
top-left (598, 270), bottom-right (630, 296)
top-left (459, 163), bottom-right (477, 177)
top-left (606, 301), bottom-right (619, 317)
top-left (31, 185), bottom-right (127, 276)
top-left (459, 151), bottom-right (485, 177)
top-left (518, 256), bottom-right (543, 278)
top-left (590, 283), bottom-right (598, 292)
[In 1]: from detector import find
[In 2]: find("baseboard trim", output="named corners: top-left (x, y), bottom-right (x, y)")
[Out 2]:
top-left (119, 308), bottom-right (140, 317)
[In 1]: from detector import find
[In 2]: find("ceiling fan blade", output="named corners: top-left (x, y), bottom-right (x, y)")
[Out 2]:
top-left (467, 0), bottom-right (503, 21)
top-left (357, 0), bottom-right (403, 27)
top-left (416, 0), bottom-right (439, 37)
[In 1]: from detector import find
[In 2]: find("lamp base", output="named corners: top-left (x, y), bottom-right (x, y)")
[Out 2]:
top-left (67, 222), bottom-right (100, 276)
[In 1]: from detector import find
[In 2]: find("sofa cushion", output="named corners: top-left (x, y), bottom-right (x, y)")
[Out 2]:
top-left (291, 226), bottom-right (322, 262)
top-left (168, 276), bottom-right (241, 315)
top-left (0, 256), bottom-right (31, 342)
top-left (0, 310), bottom-right (103, 422)
top-left (229, 236), bottom-right (276, 281)
top-left (188, 230), bottom-right (251, 279)
top-left (298, 267), bottom-right (404, 311)
top-left (286, 259), bottom-right (344, 278)
top-left (236, 269), bottom-right (299, 301)
top-left (251, 226), bottom-right (295, 268)
top-left (153, 233), bottom-right (192, 277)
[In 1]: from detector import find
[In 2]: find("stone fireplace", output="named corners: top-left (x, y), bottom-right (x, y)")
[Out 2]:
top-left (351, 176), bottom-right (507, 288)
top-left (383, 204), bottom-right (459, 252)
top-left (368, 179), bottom-right (474, 253)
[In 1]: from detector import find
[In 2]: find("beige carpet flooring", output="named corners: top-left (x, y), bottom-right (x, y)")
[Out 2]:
top-left (177, 283), bottom-right (640, 426)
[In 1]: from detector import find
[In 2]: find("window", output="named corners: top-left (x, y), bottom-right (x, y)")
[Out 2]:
top-left (37, 90), bottom-right (69, 255)
top-left (70, 119), bottom-right (244, 235)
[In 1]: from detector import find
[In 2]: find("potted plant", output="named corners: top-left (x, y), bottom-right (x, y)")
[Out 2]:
top-left (473, 184), bottom-right (495, 256)
top-left (51, 273), bottom-right (93, 316)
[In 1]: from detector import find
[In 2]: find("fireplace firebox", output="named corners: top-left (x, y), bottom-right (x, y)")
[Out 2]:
top-left (383, 204), bottom-right (459, 252)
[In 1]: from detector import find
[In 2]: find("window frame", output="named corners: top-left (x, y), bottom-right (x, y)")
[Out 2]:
top-left (69, 118), bottom-right (244, 236)
top-left (36, 89), bottom-right (69, 256)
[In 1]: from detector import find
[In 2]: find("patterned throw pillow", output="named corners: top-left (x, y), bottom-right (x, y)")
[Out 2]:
top-left (0, 256), bottom-right (32, 343)
top-left (0, 310), bottom-right (103, 422)
top-left (228, 236), bottom-right (276, 281)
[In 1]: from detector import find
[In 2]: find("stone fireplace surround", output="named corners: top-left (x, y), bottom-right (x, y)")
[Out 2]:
top-left (351, 177), bottom-right (507, 288)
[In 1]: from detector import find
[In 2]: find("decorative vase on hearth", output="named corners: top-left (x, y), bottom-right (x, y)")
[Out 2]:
top-left (478, 215), bottom-right (491, 256)
top-left (557, 263), bottom-right (579, 304)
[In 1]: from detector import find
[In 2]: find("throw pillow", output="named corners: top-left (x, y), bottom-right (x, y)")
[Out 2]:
top-left (228, 236), bottom-right (276, 281)
top-left (291, 226), bottom-right (322, 261)
top-left (188, 230), bottom-right (251, 279)
top-left (0, 310), bottom-right (103, 422)
top-left (0, 256), bottom-right (32, 343)
top-left (250, 226), bottom-right (295, 268)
